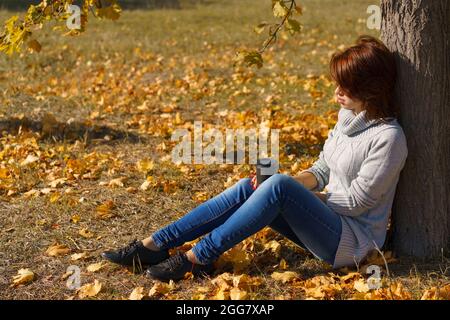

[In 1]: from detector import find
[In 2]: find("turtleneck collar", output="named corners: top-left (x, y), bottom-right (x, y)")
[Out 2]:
top-left (340, 108), bottom-right (386, 136)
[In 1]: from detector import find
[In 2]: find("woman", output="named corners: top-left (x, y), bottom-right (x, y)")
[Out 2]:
top-left (101, 35), bottom-right (408, 282)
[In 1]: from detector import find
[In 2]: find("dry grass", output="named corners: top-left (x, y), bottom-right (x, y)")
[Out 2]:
top-left (0, 0), bottom-right (448, 300)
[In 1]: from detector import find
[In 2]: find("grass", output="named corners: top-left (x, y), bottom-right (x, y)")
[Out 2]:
top-left (0, 0), bottom-right (448, 300)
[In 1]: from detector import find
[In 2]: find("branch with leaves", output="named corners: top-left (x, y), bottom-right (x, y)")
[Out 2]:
top-left (0, 0), bottom-right (121, 55)
top-left (235, 0), bottom-right (302, 68)
top-left (0, 0), bottom-right (301, 69)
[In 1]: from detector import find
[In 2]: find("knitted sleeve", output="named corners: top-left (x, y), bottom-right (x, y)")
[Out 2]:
top-left (300, 124), bottom-right (337, 192)
top-left (325, 128), bottom-right (408, 216)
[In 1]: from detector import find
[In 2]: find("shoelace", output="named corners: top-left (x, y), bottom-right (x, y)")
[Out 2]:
top-left (119, 239), bottom-right (139, 258)
top-left (164, 254), bottom-right (186, 271)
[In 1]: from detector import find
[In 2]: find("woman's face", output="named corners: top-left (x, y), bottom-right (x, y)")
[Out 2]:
top-left (334, 86), bottom-right (364, 113)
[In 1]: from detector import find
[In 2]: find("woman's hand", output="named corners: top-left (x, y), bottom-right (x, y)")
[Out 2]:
top-left (314, 191), bottom-right (327, 203)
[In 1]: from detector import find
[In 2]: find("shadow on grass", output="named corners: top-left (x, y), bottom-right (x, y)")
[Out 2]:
top-left (0, 116), bottom-right (148, 145)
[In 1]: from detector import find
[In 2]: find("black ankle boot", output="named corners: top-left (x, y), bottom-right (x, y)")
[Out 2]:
top-left (146, 252), bottom-right (215, 282)
top-left (101, 239), bottom-right (169, 267)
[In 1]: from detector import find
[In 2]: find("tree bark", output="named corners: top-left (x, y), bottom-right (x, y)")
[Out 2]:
top-left (380, 0), bottom-right (449, 258)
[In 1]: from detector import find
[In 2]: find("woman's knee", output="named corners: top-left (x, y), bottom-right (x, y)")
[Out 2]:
top-left (264, 173), bottom-right (293, 187)
top-left (235, 177), bottom-right (254, 194)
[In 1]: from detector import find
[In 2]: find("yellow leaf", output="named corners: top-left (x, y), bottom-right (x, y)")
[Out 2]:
top-left (303, 275), bottom-right (342, 299)
top-left (77, 280), bottom-right (102, 298)
top-left (129, 287), bottom-right (145, 300)
top-left (192, 293), bottom-right (207, 300)
top-left (388, 282), bottom-right (412, 300)
top-left (273, 1), bottom-right (288, 18)
top-left (232, 274), bottom-right (263, 291)
top-left (95, 200), bottom-right (115, 219)
top-left (140, 176), bottom-right (154, 191)
top-left (193, 191), bottom-right (208, 202)
top-left (49, 192), bottom-right (61, 203)
top-left (340, 272), bottom-right (361, 283)
top-left (20, 154), bottom-right (39, 166)
top-left (279, 258), bottom-right (288, 270)
top-left (79, 228), bottom-right (94, 238)
top-left (48, 177), bottom-right (67, 188)
top-left (87, 262), bottom-right (107, 273)
top-left (271, 271), bottom-right (300, 284)
top-left (11, 269), bottom-right (34, 287)
top-left (216, 245), bottom-right (252, 273)
top-left (149, 281), bottom-right (175, 297)
top-left (108, 177), bottom-right (126, 188)
top-left (212, 288), bottom-right (230, 300)
top-left (421, 284), bottom-right (450, 300)
top-left (353, 279), bottom-right (370, 293)
top-left (264, 240), bottom-right (281, 256)
top-left (136, 159), bottom-right (154, 173)
top-left (70, 252), bottom-right (88, 261)
top-left (71, 214), bottom-right (81, 223)
top-left (230, 287), bottom-right (248, 300)
top-left (211, 273), bottom-right (233, 291)
top-left (46, 244), bottom-right (70, 257)
top-left (0, 167), bottom-right (9, 179)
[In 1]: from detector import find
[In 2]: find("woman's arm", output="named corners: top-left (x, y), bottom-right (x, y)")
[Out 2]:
top-left (294, 173), bottom-right (328, 203)
top-left (293, 171), bottom-right (319, 191)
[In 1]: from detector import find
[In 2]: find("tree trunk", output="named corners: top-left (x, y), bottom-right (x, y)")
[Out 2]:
top-left (380, 0), bottom-right (449, 258)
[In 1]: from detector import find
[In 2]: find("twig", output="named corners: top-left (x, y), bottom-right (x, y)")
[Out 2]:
top-left (372, 240), bottom-right (390, 277)
top-left (259, 0), bottom-right (297, 54)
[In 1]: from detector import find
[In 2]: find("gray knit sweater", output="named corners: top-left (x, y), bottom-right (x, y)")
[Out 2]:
top-left (301, 107), bottom-right (408, 269)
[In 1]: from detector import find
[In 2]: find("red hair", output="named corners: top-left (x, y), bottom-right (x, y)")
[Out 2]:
top-left (330, 35), bottom-right (398, 120)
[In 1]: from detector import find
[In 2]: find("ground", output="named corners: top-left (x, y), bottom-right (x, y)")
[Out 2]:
top-left (0, 0), bottom-right (448, 300)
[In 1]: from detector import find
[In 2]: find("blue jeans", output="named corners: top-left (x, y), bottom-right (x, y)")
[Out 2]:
top-left (151, 174), bottom-right (342, 265)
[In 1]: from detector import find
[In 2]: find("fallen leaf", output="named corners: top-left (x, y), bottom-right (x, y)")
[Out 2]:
top-left (140, 177), bottom-right (153, 191)
top-left (136, 159), bottom-right (154, 173)
top-left (279, 258), bottom-right (288, 270)
top-left (232, 274), bottom-right (263, 291)
top-left (77, 280), bottom-right (102, 298)
top-left (264, 240), bottom-right (281, 256)
top-left (49, 192), bottom-right (61, 203)
top-left (108, 177), bottom-right (126, 188)
top-left (211, 273), bottom-right (233, 291)
top-left (79, 228), bottom-right (94, 238)
top-left (46, 244), bottom-right (70, 257)
top-left (95, 200), bottom-right (115, 219)
top-left (193, 191), bottom-right (208, 202)
top-left (271, 271), bottom-right (300, 284)
top-left (212, 288), bottom-right (230, 300)
top-left (353, 279), bottom-right (370, 293)
top-left (129, 287), bottom-right (145, 300)
top-left (87, 262), bottom-right (107, 273)
top-left (70, 214), bottom-right (81, 223)
top-left (421, 284), bottom-right (450, 300)
top-left (149, 281), bottom-right (175, 297)
top-left (20, 154), bottom-right (39, 166)
top-left (11, 269), bottom-right (34, 287)
top-left (70, 252), bottom-right (88, 261)
top-left (230, 287), bottom-right (248, 300)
